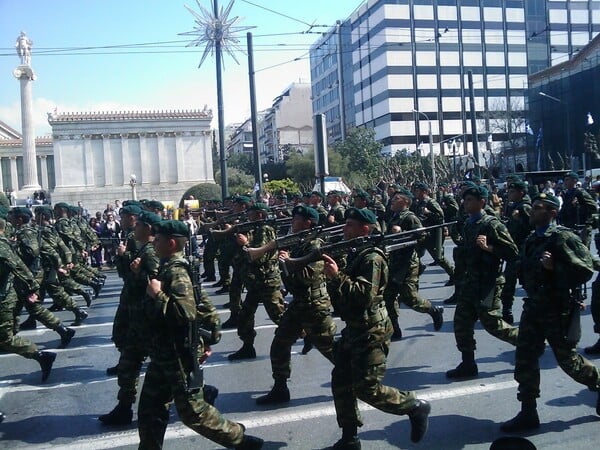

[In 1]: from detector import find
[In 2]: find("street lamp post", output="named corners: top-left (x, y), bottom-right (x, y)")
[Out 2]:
top-left (413, 109), bottom-right (436, 188)
top-left (129, 174), bottom-right (137, 201)
top-left (539, 91), bottom-right (572, 172)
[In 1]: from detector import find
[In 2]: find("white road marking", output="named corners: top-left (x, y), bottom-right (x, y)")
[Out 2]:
top-left (21, 380), bottom-right (517, 450)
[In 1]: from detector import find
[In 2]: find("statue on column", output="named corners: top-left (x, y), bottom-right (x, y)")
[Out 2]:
top-left (15, 31), bottom-right (32, 66)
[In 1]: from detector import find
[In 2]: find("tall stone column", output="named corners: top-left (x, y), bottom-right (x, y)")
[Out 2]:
top-left (13, 42), bottom-right (41, 191)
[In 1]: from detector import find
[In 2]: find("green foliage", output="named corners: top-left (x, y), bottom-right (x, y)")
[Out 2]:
top-left (179, 183), bottom-right (222, 207)
top-left (227, 152), bottom-right (255, 175)
top-left (264, 178), bottom-right (300, 196)
top-left (261, 161), bottom-right (287, 181)
top-left (285, 149), bottom-right (315, 190)
top-left (215, 167), bottom-right (255, 197)
top-left (0, 192), bottom-right (9, 208)
top-left (332, 127), bottom-right (383, 184)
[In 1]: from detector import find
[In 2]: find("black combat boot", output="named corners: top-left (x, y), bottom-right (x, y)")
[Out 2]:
top-left (444, 276), bottom-right (455, 287)
top-left (331, 425), bottom-right (361, 450)
top-left (256, 379), bottom-right (290, 405)
top-left (228, 343), bottom-right (256, 361)
top-left (106, 364), bottom-right (119, 376)
top-left (33, 351), bottom-right (56, 382)
top-left (56, 325), bottom-right (76, 349)
top-left (502, 304), bottom-right (514, 325)
top-left (301, 336), bottom-right (313, 355)
top-left (72, 307), bottom-right (88, 326)
top-left (446, 351), bottom-right (478, 379)
top-left (215, 286), bottom-right (230, 294)
top-left (78, 289), bottom-right (92, 307)
top-left (584, 338), bottom-right (600, 355)
top-left (91, 280), bottom-right (102, 298)
top-left (212, 279), bottom-right (224, 288)
top-left (222, 302), bottom-right (231, 309)
top-left (418, 263), bottom-right (426, 276)
top-left (221, 315), bottom-right (238, 329)
top-left (443, 293), bottom-right (457, 305)
top-left (500, 400), bottom-right (540, 432)
top-left (428, 306), bottom-right (444, 331)
top-left (408, 399), bottom-right (431, 443)
top-left (391, 319), bottom-right (402, 341)
top-left (203, 384), bottom-right (219, 406)
top-left (234, 434), bottom-right (264, 450)
top-left (19, 315), bottom-right (37, 330)
top-left (98, 401), bottom-right (133, 426)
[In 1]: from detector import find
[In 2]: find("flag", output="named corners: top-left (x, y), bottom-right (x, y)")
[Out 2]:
top-left (588, 112), bottom-right (595, 126)
top-left (535, 127), bottom-right (543, 149)
top-left (526, 123), bottom-right (534, 135)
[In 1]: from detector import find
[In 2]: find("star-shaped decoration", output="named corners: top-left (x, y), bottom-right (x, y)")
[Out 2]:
top-left (180, 0), bottom-right (255, 68)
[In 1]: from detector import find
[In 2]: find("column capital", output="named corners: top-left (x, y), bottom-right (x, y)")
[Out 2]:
top-left (13, 65), bottom-right (36, 81)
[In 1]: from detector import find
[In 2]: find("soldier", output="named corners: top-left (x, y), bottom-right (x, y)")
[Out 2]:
top-left (228, 203), bottom-right (285, 360)
top-left (412, 182), bottom-right (455, 285)
top-left (0, 214), bottom-right (55, 382)
top-left (558, 171), bottom-right (597, 247)
top-left (138, 220), bottom-right (263, 449)
top-left (322, 208), bottom-right (431, 449)
top-left (35, 206), bottom-right (89, 326)
top-left (9, 207), bottom-right (75, 347)
top-left (446, 185), bottom-right (519, 380)
top-left (384, 189), bottom-right (443, 340)
top-left (213, 196), bottom-right (244, 294)
top-left (499, 180), bottom-right (533, 324)
top-left (326, 190), bottom-right (346, 226)
top-left (99, 212), bottom-right (162, 426)
top-left (501, 193), bottom-right (600, 432)
top-left (584, 240), bottom-right (600, 354)
top-left (309, 191), bottom-right (328, 226)
top-left (255, 205), bottom-right (336, 405)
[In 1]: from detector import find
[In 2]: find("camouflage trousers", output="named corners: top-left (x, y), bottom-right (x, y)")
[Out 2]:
top-left (69, 264), bottom-right (96, 287)
top-left (228, 265), bottom-right (246, 317)
top-left (418, 233), bottom-right (454, 278)
top-left (270, 301), bottom-right (336, 380)
top-left (237, 280), bottom-right (285, 345)
top-left (202, 238), bottom-right (217, 279)
top-left (591, 273), bottom-right (600, 334)
top-left (0, 290), bottom-right (38, 358)
top-left (332, 320), bottom-right (417, 428)
top-left (500, 259), bottom-right (519, 311)
top-left (14, 297), bottom-right (61, 331)
top-left (43, 272), bottom-right (78, 310)
top-left (453, 275), bottom-right (518, 353)
top-left (515, 304), bottom-right (600, 401)
top-left (384, 262), bottom-right (431, 321)
top-left (112, 304), bottom-right (130, 350)
top-left (217, 254), bottom-right (231, 287)
top-left (138, 357), bottom-right (244, 449)
top-left (117, 342), bottom-right (147, 404)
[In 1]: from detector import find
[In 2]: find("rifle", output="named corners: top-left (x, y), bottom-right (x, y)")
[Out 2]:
top-left (211, 216), bottom-right (292, 239)
top-left (279, 221), bottom-right (455, 276)
top-left (244, 223), bottom-right (345, 263)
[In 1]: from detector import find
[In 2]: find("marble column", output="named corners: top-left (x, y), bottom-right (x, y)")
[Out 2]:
top-left (9, 157), bottom-right (18, 191)
top-left (157, 132), bottom-right (168, 184)
top-left (0, 157), bottom-right (3, 190)
top-left (102, 134), bottom-right (113, 186)
top-left (13, 65), bottom-right (41, 190)
top-left (39, 155), bottom-right (48, 189)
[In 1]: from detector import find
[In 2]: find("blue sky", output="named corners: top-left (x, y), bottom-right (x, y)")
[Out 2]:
top-left (0, 0), bottom-right (364, 135)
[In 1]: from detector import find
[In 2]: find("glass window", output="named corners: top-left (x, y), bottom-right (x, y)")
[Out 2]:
top-left (413, 4), bottom-right (434, 20)
top-left (483, 7), bottom-right (503, 22)
top-left (505, 7), bottom-right (525, 22)
top-left (506, 30), bottom-right (526, 45)
top-left (485, 29), bottom-right (505, 45)
top-left (571, 10), bottom-right (589, 24)
top-left (549, 9), bottom-right (568, 23)
top-left (440, 51), bottom-right (460, 66)
top-left (572, 31), bottom-right (590, 46)
top-left (417, 74), bottom-right (438, 89)
top-left (460, 6), bottom-right (480, 21)
top-left (416, 51), bottom-right (436, 66)
top-left (462, 28), bottom-right (481, 45)
top-left (438, 5), bottom-right (457, 21)
top-left (486, 52), bottom-right (505, 66)
top-left (463, 51), bottom-right (483, 66)
top-left (508, 52), bottom-right (527, 66)
top-left (388, 74), bottom-right (414, 89)
top-left (487, 75), bottom-right (506, 89)
top-left (550, 32), bottom-right (568, 46)
top-left (442, 97), bottom-right (463, 112)
top-left (441, 74), bottom-right (461, 88)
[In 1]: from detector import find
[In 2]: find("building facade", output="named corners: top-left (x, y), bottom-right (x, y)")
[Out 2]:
top-left (309, 0), bottom-right (600, 167)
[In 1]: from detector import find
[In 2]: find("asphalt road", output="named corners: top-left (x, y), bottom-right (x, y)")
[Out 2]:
top-left (1, 242), bottom-right (600, 449)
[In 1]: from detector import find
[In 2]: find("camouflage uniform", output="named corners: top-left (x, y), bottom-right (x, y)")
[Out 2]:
top-left (384, 209), bottom-right (440, 335)
top-left (200, 223), bottom-right (217, 281)
top-left (558, 187), bottom-right (597, 247)
top-left (327, 203), bottom-right (346, 226)
top-left (328, 246), bottom-right (418, 431)
top-left (138, 253), bottom-right (245, 449)
top-left (449, 210), bottom-right (519, 375)
top-left (113, 227), bottom-right (140, 349)
top-left (514, 225), bottom-right (599, 411)
top-left (269, 237), bottom-right (336, 380)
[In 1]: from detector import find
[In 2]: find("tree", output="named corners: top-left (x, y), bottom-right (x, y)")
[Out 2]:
top-left (179, 183), bottom-right (222, 207)
top-left (264, 178), bottom-right (300, 196)
top-left (214, 167), bottom-right (255, 196)
top-left (332, 127), bottom-right (383, 185)
top-left (286, 148), bottom-right (316, 191)
top-left (227, 152), bottom-right (254, 175)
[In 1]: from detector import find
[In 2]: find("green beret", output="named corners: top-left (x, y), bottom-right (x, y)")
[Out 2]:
top-left (462, 186), bottom-right (486, 200)
top-left (564, 171), bottom-right (578, 179)
top-left (138, 212), bottom-right (162, 227)
top-left (479, 186), bottom-right (489, 199)
top-left (310, 191), bottom-right (325, 201)
top-left (461, 181), bottom-right (477, 189)
top-left (345, 207), bottom-right (377, 224)
top-left (120, 205), bottom-right (143, 216)
top-left (354, 190), bottom-right (370, 200)
top-left (35, 206), bottom-right (53, 218)
top-left (532, 192), bottom-right (561, 210)
top-left (470, 175), bottom-right (481, 183)
top-left (302, 192), bottom-right (311, 198)
top-left (234, 195), bottom-right (252, 206)
top-left (292, 205), bottom-right (319, 223)
top-left (153, 219), bottom-right (189, 237)
top-left (396, 187), bottom-right (414, 200)
top-left (248, 202), bottom-right (270, 213)
top-left (54, 202), bottom-right (70, 210)
top-left (12, 206), bottom-right (32, 218)
top-left (327, 190), bottom-right (340, 197)
top-left (145, 200), bottom-right (164, 211)
top-left (508, 180), bottom-right (527, 191)
top-left (413, 182), bottom-right (429, 191)
top-left (122, 200), bottom-right (143, 208)
top-left (67, 205), bottom-right (80, 215)
top-left (139, 199), bottom-right (149, 205)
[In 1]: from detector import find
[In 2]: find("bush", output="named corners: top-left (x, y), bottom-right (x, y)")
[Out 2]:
top-left (0, 192), bottom-right (9, 208)
top-left (179, 183), bottom-right (222, 207)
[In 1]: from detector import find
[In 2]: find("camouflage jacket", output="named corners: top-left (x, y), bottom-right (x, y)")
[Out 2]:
top-left (76, 216), bottom-right (100, 247)
top-left (14, 224), bottom-right (40, 269)
top-left (115, 228), bottom-right (138, 280)
top-left (54, 217), bottom-right (85, 255)
top-left (386, 209), bottom-right (421, 278)
top-left (39, 224), bottom-right (72, 269)
top-left (327, 204), bottom-right (346, 226)
top-left (462, 211), bottom-right (518, 279)
top-left (440, 194), bottom-right (459, 223)
top-left (520, 224), bottom-right (593, 306)
top-left (245, 224), bottom-right (281, 285)
top-left (127, 240), bottom-right (160, 308)
top-left (558, 188), bottom-right (598, 229)
top-left (504, 198), bottom-right (533, 247)
top-left (282, 237), bottom-right (330, 309)
top-left (413, 197), bottom-right (444, 227)
top-left (328, 246), bottom-right (388, 333)
top-left (0, 235), bottom-right (39, 301)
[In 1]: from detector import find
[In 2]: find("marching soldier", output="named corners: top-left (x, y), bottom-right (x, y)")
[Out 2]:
top-left (326, 190), bottom-right (346, 226)
top-left (138, 220), bottom-right (263, 449)
top-left (501, 193), bottom-right (600, 432)
top-left (309, 191), bottom-right (329, 226)
top-left (322, 208), bottom-right (431, 449)
top-left (384, 188), bottom-right (443, 340)
top-left (558, 171), bottom-right (597, 247)
top-left (255, 205), bottom-right (336, 405)
top-left (446, 185), bottom-right (519, 380)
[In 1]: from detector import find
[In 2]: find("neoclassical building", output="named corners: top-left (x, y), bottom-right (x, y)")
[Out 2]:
top-left (0, 109), bottom-right (215, 211)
